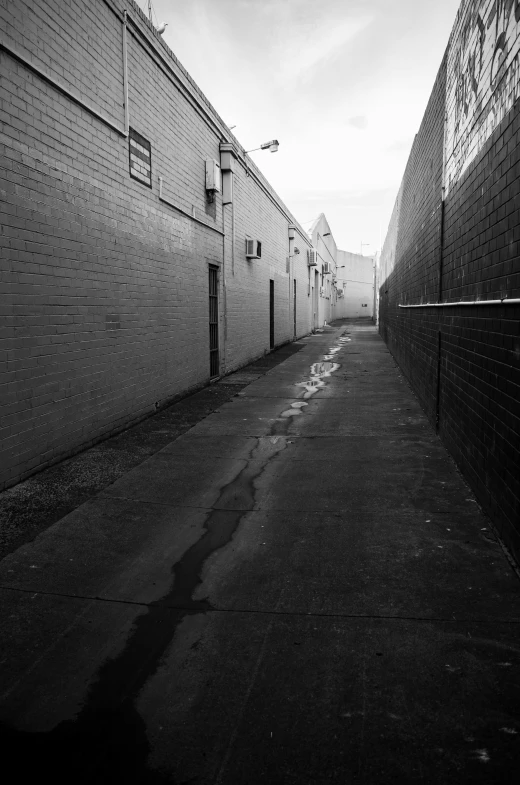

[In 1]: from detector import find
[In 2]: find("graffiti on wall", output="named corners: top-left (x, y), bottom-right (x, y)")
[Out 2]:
top-left (445, 0), bottom-right (520, 193)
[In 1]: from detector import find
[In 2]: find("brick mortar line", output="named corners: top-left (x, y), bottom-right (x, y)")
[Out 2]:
top-left (0, 40), bottom-right (126, 137)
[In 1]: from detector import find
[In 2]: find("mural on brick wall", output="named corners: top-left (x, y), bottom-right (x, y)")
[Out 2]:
top-left (445, 0), bottom-right (520, 193)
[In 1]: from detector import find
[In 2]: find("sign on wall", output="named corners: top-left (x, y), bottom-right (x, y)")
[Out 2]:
top-left (445, 0), bottom-right (520, 193)
top-left (129, 128), bottom-right (152, 188)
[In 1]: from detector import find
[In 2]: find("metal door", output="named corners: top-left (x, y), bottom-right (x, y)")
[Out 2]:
top-left (209, 265), bottom-right (219, 378)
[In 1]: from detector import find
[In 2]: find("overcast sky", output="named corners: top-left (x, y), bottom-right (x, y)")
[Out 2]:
top-left (137, 0), bottom-right (461, 254)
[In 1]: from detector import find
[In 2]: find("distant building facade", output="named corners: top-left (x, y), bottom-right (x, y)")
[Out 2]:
top-left (336, 250), bottom-right (375, 318)
top-left (307, 214), bottom-right (339, 327)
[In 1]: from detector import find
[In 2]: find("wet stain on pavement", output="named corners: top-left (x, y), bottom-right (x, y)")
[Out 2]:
top-left (0, 437), bottom-right (288, 783)
top-left (270, 334), bottom-right (345, 433)
top-left (0, 333), bottom-right (349, 782)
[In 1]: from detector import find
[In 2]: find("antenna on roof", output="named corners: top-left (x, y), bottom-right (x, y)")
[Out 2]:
top-left (147, 0), bottom-right (167, 35)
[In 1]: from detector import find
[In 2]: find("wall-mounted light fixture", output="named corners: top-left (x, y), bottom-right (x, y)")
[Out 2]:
top-left (245, 140), bottom-right (280, 154)
top-left (244, 140), bottom-right (279, 177)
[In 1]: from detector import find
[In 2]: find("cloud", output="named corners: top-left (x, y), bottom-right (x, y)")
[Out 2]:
top-left (348, 115), bottom-right (368, 129)
top-left (277, 14), bottom-right (374, 82)
top-left (384, 138), bottom-right (413, 152)
top-left (146, 0), bottom-right (461, 253)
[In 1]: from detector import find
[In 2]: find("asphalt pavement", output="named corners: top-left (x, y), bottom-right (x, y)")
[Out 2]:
top-left (1, 320), bottom-right (519, 784)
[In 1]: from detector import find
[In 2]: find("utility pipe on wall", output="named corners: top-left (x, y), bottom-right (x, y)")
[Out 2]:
top-left (288, 225), bottom-right (295, 337)
top-left (122, 11), bottom-right (129, 136)
top-left (399, 299), bottom-right (520, 307)
top-left (231, 194), bottom-right (235, 276)
top-left (220, 144), bottom-right (238, 372)
top-left (221, 212), bottom-right (227, 374)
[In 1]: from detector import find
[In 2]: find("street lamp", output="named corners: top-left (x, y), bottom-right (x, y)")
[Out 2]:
top-left (245, 140), bottom-right (280, 154)
top-left (244, 140), bottom-right (279, 176)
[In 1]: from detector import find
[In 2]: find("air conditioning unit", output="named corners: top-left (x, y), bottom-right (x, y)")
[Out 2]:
top-left (323, 262), bottom-right (331, 275)
top-left (245, 239), bottom-right (262, 259)
top-left (307, 249), bottom-right (317, 266)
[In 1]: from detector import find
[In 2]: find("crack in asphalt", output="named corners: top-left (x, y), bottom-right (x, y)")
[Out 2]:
top-left (1, 585), bottom-right (520, 624)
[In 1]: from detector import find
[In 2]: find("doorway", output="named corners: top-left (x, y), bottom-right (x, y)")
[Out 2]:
top-left (209, 265), bottom-right (219, 378)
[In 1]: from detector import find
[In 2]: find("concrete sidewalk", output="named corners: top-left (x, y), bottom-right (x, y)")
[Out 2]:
top-left (1, 321), bottom-right (519, 784)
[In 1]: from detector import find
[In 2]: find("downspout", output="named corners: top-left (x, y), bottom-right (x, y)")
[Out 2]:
top-left (221, 218), bottom-right (227, 374)
top-left (231, 193), bottom-right (235, 276)
top-left (288, 225), bottom-right (296, 339)
top-left (220, 143), bottom-right (237, 374)
top-left (122, 11), bottom-right (129, 136)
top-left (289, 248), bottom-right (292, 338)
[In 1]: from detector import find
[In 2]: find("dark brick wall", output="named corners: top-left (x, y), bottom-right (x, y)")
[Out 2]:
top-left (379, 56), bottom-right (447, 426)
top-left (379, 7), bottom-right (520, 562)
top-left (439, 104), bottom-right (520, 558)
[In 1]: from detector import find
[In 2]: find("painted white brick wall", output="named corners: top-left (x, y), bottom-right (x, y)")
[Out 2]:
top-left (0, 0), bottom-right (315, 488)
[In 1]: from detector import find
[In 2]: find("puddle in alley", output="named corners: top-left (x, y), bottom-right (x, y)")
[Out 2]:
top-left (270, 333), bottom-right (347, 434)
top-left (280, 401), bottom-right (308, 417)
top-left (296, 361), bottom-right (341, 399)
top-left (286, 332), bottom-right (348, 409)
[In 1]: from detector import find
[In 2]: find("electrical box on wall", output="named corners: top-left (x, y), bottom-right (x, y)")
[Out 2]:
top-left (205, 159), bottom-right (221, 193)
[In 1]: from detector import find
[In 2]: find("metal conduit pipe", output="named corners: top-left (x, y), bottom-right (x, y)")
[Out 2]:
top-left (122, 11), bottom-right (129, 135)
top-left (221, 216), bottom-right (227, 375)
top-left (399, 299), bottom-right (520, 307)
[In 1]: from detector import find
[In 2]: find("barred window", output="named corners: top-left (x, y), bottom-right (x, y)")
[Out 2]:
top-left (129, 128), bottom-right (152, 188)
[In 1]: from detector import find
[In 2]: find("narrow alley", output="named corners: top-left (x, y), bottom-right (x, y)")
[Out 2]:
top-left (1, 320), bottom-right (519, 784)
